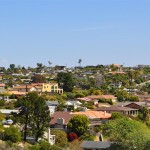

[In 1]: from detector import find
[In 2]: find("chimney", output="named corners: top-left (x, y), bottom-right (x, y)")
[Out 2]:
top-left (145, 101), bottom-right (148, 106)
top-left (104, 111), bottom-right (106, 116)
top-left (26, 85), bottom-right (28, 92)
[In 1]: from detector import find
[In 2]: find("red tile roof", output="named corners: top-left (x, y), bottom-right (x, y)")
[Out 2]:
top-left (0, 83), bottom-right (5, 87)
top-left (73, 111), bottom-right (111, 119)
top-left (86, 95), bottom-right (117, 100)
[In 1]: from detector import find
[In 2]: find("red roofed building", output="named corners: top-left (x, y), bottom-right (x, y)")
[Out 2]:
top-left (73, 111), bottom-right (111, 125)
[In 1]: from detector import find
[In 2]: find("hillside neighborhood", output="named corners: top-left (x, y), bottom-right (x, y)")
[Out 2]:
top-left (0, 63), bottom-right (150, 149)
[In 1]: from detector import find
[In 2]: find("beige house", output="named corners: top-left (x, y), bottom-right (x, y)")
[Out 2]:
top-left (12, 83), bottom-right (63, 94)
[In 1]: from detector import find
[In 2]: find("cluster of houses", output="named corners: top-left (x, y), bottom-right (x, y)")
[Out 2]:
top-left (1, 92), bottom-right (150, 149)
top-left (10, 83), bottom-right (63, 95)
top-left (1, 64), bottom-right (150, 149)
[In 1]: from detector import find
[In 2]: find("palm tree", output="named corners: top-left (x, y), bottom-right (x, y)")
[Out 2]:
top-left (48, 61), bottom-right (52, 72)
top-left (48, 61), bottom-right (52, 68)
top-left (78, 59), bottom-right (82, 67)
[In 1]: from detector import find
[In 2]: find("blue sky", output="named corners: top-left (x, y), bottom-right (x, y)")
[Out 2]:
top-left (0, 0), bottom-right (150, 68)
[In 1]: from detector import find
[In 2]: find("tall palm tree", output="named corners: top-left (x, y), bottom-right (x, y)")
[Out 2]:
top-left (48, 61), bottom-right (52, 68)
top-left (78, 59), bottom-right (82, 67)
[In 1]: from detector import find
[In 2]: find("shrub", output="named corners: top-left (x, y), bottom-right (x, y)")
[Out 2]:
top-left (79, 133), bottom-right (95, 141)
top-left (68, 132), bottom-right (78, 141)
top-left (3, 126), bottom-right (21, 143)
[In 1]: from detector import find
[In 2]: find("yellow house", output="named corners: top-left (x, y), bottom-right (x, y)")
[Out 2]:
top-left (42, 83), bottom-right (63, 94)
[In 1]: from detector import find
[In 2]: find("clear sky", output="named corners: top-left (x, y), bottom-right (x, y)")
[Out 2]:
top-left (0, 0), bottom-right (150, 68)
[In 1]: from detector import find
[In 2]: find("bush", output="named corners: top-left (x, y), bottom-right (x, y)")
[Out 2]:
top-left (3, 126), bottom-right (21, 143)
top-left (65, 92), bottom-right (76, 99)
top-left (75, 93), bottom-right (85, 98)
top-left (68, 115), bottom-right (90, 136)
top-left (0, 100), bottom-right (5, 107)
top-left (68, 132), bottom-right (78, 141)
top-left (28, 141), bottom-right (61, 150)
top-left (79, 133), bottom-right (95, 141)
top-left (98, 98), bottom-right (113, 105)
top-left (51, 129), bottom-right (68, 148)
top-left (111, 112), bottom-right (124, 120)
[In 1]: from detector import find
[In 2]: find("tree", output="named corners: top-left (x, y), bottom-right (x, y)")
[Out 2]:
top-left (31, 74), bottom-right (46, 83)
top-left (15, 92), bottom-right (38, 141)
top-left (48, 61), bottom-right (52, 67)
top-left (138, 107), bottom-right (150, 122)
top-left (37, 63), bottom-right (43, 69)
top-left (57, 72), bottom-right (75, 92)
top-left (9, 64), bottom-right (15, 70)
top-left (79, 133), bottom-right (95, 141)
top-left (0, 112), bottom-right (5, 121)
top-left (67, 115), bottom-right (90, 136)
top-left (111, 112), bottom-right (124, 120)
top-left (3, 126), bottom-right (21, 143)
top-left (0, 100), bottom-right (5, 107)
top-left (14, 92), bottom-right (50, 141)
top-left (31, 96), bottom-right (50, 141)
top-left (51, 129), bottom-right (68, 148)
top-left (102, 118), bottom-right (150, 150)
top-left (78, 59), bottom-right (82, 67)
top-left (68, 132), bottom-right (78, 141)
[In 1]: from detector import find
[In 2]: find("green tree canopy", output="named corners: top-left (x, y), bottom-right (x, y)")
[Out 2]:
top-left (51, 129), bottom-right (68, 148)
top-left (67, 115), bottom-right (90, 136)
top-left (14, 92), bottom-right (50, 141)
top-left (102, 118), bottom-right (150, 150)
top-left (57, 72), bottom-right (75, 92)
top-left (3, 126), bottom-right (21, 143)
top-left (31, 74), bottom-right (46, 83)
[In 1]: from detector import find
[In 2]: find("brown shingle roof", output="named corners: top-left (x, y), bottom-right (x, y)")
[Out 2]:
top-left (50, 111), bottom-right (73, 125)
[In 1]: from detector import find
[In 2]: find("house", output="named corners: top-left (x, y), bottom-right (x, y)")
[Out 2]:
top-left (12, 83), bottom-right (63, 94)
top-left (31, 83), bottom-right (63, 94)
top-left (46, 101), bottom-right (59, 114)
top-left (0, 95), bottom-right (10, 101)
top-left (65, 100), bottom-right (82, 109)
top-left (0, 83), bottom-right (5, 93)
top-left (115, 101), bottom-right (150, 110)
top-left (43, 128), bottom-right (55, 145)
top-left (8, 91), bottom-right (27, 96)
top-left (94, 106), bottom-right (138, 116)
top-left (137, 95), bottom-right (150, 101)
top-left (81, 141), bottom-right (111, 150)
top-left (0, 109), bottom-right (19, 117)
top-left (46, 101), bottom-right (59, 107)
top-left (13, 85), bottom-right (37, 92)
top-left (26, 128), bottom-right (55, 145)
top-left (124, 102), bottom-right (150, 110)
top-left (47, 106), bottom-right (56, 115)
top-left (73, 110), bottom-right (111, 125)
top-left (86, 95), bottom-right (117, 103)
top-left (50, 111), bottom-right (73, 130)
top-left (42, 83), bottom-right (63, 94)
